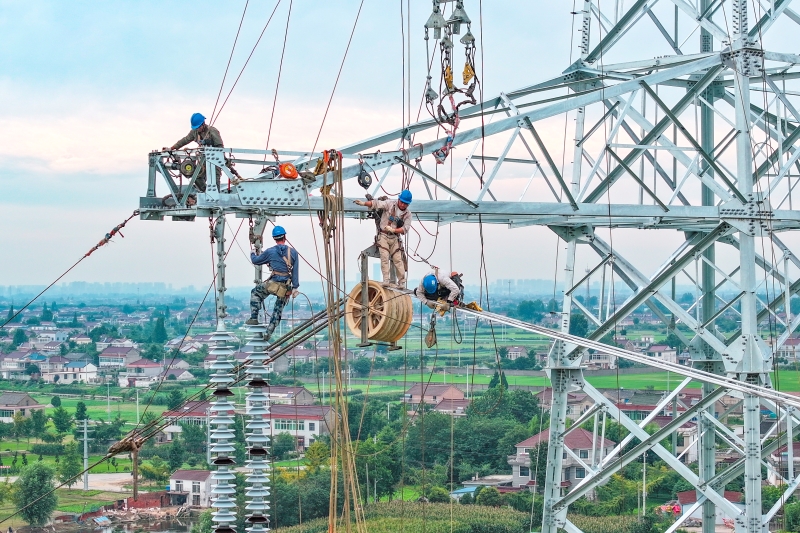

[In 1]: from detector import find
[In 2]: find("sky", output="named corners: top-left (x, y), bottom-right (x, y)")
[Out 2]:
top-left (1, 0), bottom-right (794, 295)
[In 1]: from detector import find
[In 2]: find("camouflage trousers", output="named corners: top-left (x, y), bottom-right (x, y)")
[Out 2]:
top-left (250, 283), bottom-right (290, 339)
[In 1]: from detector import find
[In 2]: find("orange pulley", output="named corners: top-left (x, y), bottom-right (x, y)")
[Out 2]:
top-left (279, 162), bottom-right (299, 179)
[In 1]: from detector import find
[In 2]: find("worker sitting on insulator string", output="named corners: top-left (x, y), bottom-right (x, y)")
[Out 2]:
top-left (415, 269), bottom-right (464, 313)
top-left (354, 190), bottom-right (412, 289)
top-left (247, 226), bottom-right (299, 335)
top-left (165, 112), bottom-right (223, 193)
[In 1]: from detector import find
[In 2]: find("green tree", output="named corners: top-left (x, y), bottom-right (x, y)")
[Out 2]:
top-left (168, 440), bottom-right (185, 471)
top-left (51, 407), bottom-right (74, 434)
top-left (140, 456), bottom-right (170, 484)
top-left (271, 432), bottom-right (296, 461)
top-left (58, 444), bottom-right (83, 488)
top-left (569, 314), bottom-right (589, 337)
top-left (351, 357), bottom-right (373, 377)
top-left (11, 328), bottom-right (27, 348)
top-left (13, 462), bottom-right (58, 527)
top-left (30, 409), bottom-right (47, 439)
top-left (476, 486), bottom-right (502, 507)
top-left (191, 509), bottom-right (213, 533)
top-left (179, 423), bottom-right (206, 456)
top-left (152, 317), bottom-right (168, 343)
top-left (41, 303), bottom-right (53, 322)
top-left (74, 401), bottom-right (88, 421)
top-left (304, 441), bottom-right (329, 471)
top-left (12, 413), bottom-right (31, 442)
top-left (167, 389), bottom-right (184, 410)
top-left (786, 501), bottom-right (800, 532)
top-left (51, 396), bottom-right (61, 408)
top-left (427, 486), bottom-right (451, 503)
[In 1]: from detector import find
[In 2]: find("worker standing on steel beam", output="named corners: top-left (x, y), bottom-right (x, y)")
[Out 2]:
top-left (415, 270), bottom-right (464, 312)
top-left (354, 190), bottom-right (412, 288)
top-left (166, 113), bottom-right (223, 192)
top-left (246, 226), bottom-right (299, 337)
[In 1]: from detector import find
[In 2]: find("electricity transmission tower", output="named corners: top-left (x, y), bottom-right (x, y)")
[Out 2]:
top-left (140, 1), bottom-right (800, 532)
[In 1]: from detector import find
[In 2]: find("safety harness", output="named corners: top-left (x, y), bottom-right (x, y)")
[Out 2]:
top-left (263, 245), bottom-right (294, 299)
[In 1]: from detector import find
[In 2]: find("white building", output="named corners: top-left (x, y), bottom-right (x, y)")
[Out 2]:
top-left (169, 470), bottom-right (212, 507)
top-left (508, 428), bottom-right (615, 496)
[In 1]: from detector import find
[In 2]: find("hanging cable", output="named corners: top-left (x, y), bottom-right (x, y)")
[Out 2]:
top-left (210, 0), bottom-right (251, 122)
top-left (1, 211), bottom-right (139, 330)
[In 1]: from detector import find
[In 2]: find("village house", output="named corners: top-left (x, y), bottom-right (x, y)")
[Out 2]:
top-left (99, 346), bottom-right (141, 368)
top-left (506, 346), bottom-right (528, 361)
top-left (403, 384), bottom-right (465, 409)
top-left (535, 389), bottom-right (595, 417)
top-left (433, 398), bottom-right (471, 417)
top-left (0, 392), bottom-right (46, 423)
top-left (508, 428), bottom-right (615, 497)
top-left (160, 368), bottom-right (195, 381)
top-left (646, 344), bottom-right (677, 363)
top-left (169, 470), bottom-right (212, 508)
top-left (42, 361), bottom-right (98, 384)
top-left (266, 405), bottom-right (335, 450)
top-left (162, 400), bottom-right (213, 441)
top-left (266, 386), bottom-right (315, 405)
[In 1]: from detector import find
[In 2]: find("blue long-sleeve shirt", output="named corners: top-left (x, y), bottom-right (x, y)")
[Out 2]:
top-left (251, 244), bottom-right (300, 289)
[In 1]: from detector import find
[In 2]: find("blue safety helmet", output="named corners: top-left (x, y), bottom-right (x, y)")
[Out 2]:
top-left (423, 274), bottom-right (438, 294)
top-left (272, 226), bottom-right (287, 239)
top-left (399, 189), bottom-right (413, 204)
top-left (191, 113), bottom-right (206, 130)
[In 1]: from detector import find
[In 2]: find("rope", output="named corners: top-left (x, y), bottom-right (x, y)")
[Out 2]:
top-left (210, 0), bottom-right (250, 123)
top-left (309, 0), bottom-right (366, 155)
top-left (211, 0), bottom-right (284, 125)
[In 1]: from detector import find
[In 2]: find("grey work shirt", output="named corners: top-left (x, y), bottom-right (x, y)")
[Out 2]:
top-left (372, 199), bottom-right (411, 234)
top-left (414, 270), bottom-right (460, 306)
top-left (173, 125), bottom-right (224, 149)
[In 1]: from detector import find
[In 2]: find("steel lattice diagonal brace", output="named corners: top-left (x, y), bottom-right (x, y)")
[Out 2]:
top-left (556, 385), bottom-right (728, 508)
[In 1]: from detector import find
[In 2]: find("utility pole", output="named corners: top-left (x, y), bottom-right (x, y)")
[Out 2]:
top-left (82, 419), bottom-right (89, 491)
top-left (136, 388), bottom-right (140, 425)
top-left (106, 382), bottom-right (111, 422)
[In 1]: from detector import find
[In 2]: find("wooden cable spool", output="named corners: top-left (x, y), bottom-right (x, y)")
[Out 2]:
top-left (345, 280), bottom-right (413, 343)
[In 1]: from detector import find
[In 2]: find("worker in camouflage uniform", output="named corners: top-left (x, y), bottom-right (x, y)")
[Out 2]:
top-left (354, 189), bottom-right (412, 288)
top-left (168, 112), bottom-right (223, 192)
top-left (246, 226), bottom-right (300, 338)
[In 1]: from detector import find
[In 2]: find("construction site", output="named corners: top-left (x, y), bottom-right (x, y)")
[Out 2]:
top-left (7, 0), bottom-right (800, 533)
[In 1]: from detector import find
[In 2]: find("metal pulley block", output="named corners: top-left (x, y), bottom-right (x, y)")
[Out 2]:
top-left (180, 157), bottom-right (197, 177)
top-left (357, 165), bottom-right (372, 189)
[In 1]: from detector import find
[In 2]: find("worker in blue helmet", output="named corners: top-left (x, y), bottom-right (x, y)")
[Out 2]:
top-left (354, 190), bottom-right (413, 288)
top-left (246, 225), bottom-right (300, 335)
top-left (414, 269), bottom-right (464, 312)
top-left (166, 113), bottom-right (224, 192)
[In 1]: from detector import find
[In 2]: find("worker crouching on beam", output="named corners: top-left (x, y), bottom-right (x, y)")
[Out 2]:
top-left (354, 189), bottom-right (412, 289)
top-left (415, 270), bottom-right (464, 313)
top-left (247, 226), bottom-right (299, 337)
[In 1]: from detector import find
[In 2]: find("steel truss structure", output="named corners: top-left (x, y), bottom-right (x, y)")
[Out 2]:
top-left (141, 1), bottom-right (800, 532)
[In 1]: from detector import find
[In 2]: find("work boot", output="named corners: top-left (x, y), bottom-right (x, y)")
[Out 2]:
top-left (245, 317), bottom-right (259, 326)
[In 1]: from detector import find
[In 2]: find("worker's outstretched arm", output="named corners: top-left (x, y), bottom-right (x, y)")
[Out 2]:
top-left (171, 130), bottom-right (195, 150)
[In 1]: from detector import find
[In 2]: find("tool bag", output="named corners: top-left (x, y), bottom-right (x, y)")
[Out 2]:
top-left (264, 245), bottom-right (294, 299)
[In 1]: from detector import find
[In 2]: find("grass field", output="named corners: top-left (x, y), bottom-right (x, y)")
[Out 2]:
top-left (0, 488), bottom-right (129, 528)
top-left (325, 369), bottom-right (800, 392)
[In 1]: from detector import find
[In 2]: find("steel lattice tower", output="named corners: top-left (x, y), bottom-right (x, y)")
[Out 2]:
top-left (141, 1), bottom-right (800, 531)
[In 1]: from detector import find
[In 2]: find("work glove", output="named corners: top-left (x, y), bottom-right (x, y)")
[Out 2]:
top-left (383, 225), bottom-right (395, 234)
top-left (291, 289), bottom-right (299, 299)
top-left (354, 199), bottom-right (366, 206)
top-left (437, 301), bottom-right (451, 313)
top-left (426, 302), bottom-right (437, 310)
